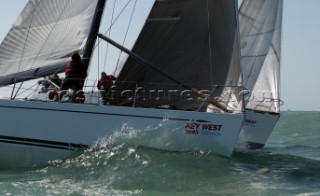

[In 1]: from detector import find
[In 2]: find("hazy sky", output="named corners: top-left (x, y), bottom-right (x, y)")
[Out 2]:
top-left (0, 0), bottom-right (319, 111)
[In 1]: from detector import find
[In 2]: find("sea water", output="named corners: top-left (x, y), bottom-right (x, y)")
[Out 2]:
top-left (0, 111), bottom-right (319, 195)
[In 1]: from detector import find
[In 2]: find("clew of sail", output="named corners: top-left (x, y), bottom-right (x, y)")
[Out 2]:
top-left (115, 0), bottom-right (243, 113)
top-left (0, 0), bottom-right (102, 86)
top-left (239, 0), bottom-right (283, 113)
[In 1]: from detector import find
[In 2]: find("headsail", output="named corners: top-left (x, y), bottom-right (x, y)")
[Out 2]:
top-left (239, 0), bottom-right (283, 113)
top-left (0, 0), bottom-right (104, 86)
top-left (115, 0), bottom-right (242, 112)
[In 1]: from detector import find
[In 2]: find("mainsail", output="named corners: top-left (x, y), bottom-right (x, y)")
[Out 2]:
top-left (115, 0), bottom-right (242, 111)
top-left (0, 0), bottom-right (104, 86)
top-left (239, 0), bottom-right (283, 113)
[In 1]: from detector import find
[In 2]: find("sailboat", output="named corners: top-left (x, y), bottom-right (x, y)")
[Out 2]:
top-left (237, 0), bottom-right (283, 149)
top-left (0, 0), bottom-right (244, 169)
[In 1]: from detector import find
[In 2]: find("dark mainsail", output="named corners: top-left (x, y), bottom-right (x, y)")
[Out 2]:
top-left (115, 0), bottom-right (242, 111)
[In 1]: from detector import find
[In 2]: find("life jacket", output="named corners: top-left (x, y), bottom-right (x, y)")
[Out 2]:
top-left (65, 61), bottom-right (87, 79)
top-left (97, 75), bottom-right (117, 90)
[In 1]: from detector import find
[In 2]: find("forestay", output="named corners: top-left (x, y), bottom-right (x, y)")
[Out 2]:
top-left (115, 0), bottom-right (242, 112)
top-left (0, 0), bottom-right (101, 86)
top-left (239, 0), bottom-right (283, 113)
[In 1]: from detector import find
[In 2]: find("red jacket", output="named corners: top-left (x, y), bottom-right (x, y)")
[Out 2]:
top-left (97, 74), bottom-right (117, 90)
top-left (65, 61), bottom-right (87, 79)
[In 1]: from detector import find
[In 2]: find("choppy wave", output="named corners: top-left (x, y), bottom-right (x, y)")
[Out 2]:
top-left (0, 111), bottom-right (320, 195)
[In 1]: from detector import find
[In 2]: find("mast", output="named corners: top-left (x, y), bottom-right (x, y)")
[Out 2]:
top-left (82, 0), bottom-right (107, 71)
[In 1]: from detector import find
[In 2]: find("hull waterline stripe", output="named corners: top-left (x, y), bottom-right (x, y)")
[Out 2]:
top-left (0, 104), bottom-right (215, 122)
top-left (0, 135), bottom-right (89, 151)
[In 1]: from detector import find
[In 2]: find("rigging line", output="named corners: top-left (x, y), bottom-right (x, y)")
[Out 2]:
top-left (16, 0), bottom-right (38, 74)
top-left (206, 0), bottom-right (214, 85)
top-left (204, 1), bottom-right (225, 84)
top-left (94, 0), bottom-right (132, 49)
top-left (270, 3), bottom-right (282, 65)
top-left (29, 0), bottom-right (72, 71)
top-left (98, 34), bottom-right (230, 112)
top-left (242, 1), bottom-right (276, 88)
top-left (82, 0), bottom-right (108, 91)
top-left (98, 38), bottom-right (100, 80)
top-left (241, 28), bottom-right (279, 38)
top-left (13, 82), bottom-right (24, 99)
top-left (95, 37), bottom-right (101, 92)
top-left (102, 0), bottom-right (132, 35)
top-left (114, 0), bottom-right (138, 75)
top-left (103, 0), bottom-right (117, 71)
top-left (12, 0), bottom-right (40, 99)
top-left (13, 0), bottom-right (38, 97)
top-left (51, 1), bottom-right (103, 77)
top-left (16, 82), bottom-right (38, 98)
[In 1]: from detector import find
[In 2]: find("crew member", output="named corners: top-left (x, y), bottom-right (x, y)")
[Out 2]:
top-left (97, 72), bottom-right (117, 104)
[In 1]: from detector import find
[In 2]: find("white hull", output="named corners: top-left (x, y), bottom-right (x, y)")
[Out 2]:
top-left (0, 99), bottom-right (244, 169)
top-left (236, 109), bottom-right (280, 150)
